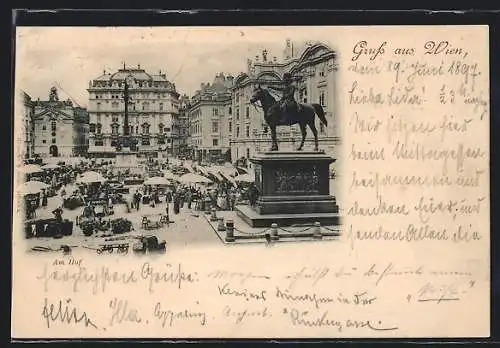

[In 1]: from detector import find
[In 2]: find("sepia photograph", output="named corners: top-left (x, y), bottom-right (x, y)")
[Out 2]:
top-left (15, 27), bottom-right (341, 257)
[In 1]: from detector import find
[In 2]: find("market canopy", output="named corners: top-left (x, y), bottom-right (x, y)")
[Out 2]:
top-left (17, 180), bottom-right (50, 195)
top-left (76, 171), bottom-right (106, 183)
top-left (41, 163), bottom-right (60, 170)
top-left (178, 173), bottom-right (212, 184)
top-left (144, 176), bottom-right (171, 185)
top-left (18, 164), bottom-right (43, 174)
top-left (162, 171), bottom-right (179, 181)
top-left (234, 173), bottom-right (254, 183)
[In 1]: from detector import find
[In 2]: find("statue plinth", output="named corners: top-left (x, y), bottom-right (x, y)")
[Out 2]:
top-left (236, 150), bottom-right (340, 227)
top-left (115, 136), bottom-right (140, 174)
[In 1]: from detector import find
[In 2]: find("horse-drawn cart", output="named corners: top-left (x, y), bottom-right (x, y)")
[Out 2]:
top-left (96, 243), bottom-right (130, 254)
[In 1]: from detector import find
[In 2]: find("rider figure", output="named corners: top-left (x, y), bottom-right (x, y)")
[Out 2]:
top-left (269, 72), bottom-right (300, 124)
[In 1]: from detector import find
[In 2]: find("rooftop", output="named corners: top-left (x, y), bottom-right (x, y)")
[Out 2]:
top-left (90, 65), bottom-right (172, 87)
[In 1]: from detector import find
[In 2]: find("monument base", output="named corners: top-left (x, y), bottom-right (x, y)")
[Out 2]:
top-left (236, 205), bottom-right (340, 228)
top-left (114, 149), bottom-right (140, 174)
top-left (236, 150), bottom-right (341, 228)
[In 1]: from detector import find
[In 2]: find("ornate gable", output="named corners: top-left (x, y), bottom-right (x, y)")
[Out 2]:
top-left (33, 105), bottom-right (73, 121)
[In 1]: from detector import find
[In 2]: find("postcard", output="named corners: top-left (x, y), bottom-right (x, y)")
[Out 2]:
top-left (11, 25), bottom-right (489, 339)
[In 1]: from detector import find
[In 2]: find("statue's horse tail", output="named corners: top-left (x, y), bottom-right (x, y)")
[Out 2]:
top-left (312, 103), bottom-right (328, 126)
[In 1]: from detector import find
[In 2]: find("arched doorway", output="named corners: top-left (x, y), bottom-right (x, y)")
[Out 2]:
top-left (49, 145), bottom-right (58, 157)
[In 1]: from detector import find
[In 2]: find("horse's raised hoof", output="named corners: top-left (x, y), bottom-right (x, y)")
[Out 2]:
top-left (314, 146), bottom-right (319, 152)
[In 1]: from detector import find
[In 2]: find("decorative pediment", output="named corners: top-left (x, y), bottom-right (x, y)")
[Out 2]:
top-left (255, 71), bottom-right (281, 82)
top-left (34, 106), bottom-right (73, 121)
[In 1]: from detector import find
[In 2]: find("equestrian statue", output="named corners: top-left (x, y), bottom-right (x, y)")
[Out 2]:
top-left (249, 72), bottom-right (328, 152)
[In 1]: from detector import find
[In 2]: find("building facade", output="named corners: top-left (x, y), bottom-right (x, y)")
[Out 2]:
top-left (177, 94), bottom-right (190, 158)
top-left (188, 73), bottom-right (233, 163)
top-left (17, 91), bottom-right (35, 160)
top-left (87, 65), bottom-right (180, 158)
top-left (230, 40), bottom-right (339, 162)
top-left (32, 87), bottom-right (89, 157)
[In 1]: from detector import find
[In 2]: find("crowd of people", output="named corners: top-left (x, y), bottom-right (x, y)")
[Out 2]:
top-left (22, 156), bottom-right (260, 227)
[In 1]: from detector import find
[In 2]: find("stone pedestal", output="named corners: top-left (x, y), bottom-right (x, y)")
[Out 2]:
top-left (236, 151), bottom-right (340, 227)
top-left (115, 148), bottom-right (140, 174)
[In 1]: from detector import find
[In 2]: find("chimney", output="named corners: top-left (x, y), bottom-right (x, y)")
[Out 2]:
top-left (138, 64), bottom-right (141, 69)
top-left (226, 75), bottom-right (234, 86)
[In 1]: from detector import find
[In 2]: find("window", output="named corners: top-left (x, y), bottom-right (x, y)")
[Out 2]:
top-left (52, 138), bottom-right (56, 144)
top-left (142, 102), bottom-right (149, 111)
top-left (236, 108), bottom-right (240, 119)
top-left (89, 124), bottom-right (96, 133)
top-left (42, 125), bottom-right (46, 130)
top-left (135, 125), bottom-right (139, 133)
top-left (246, 106), bottom-right (249, 118)
top-left (96, 102), bottom-right (101, 111)
top-left (246, 148), bottom-right (250, 158)
top-left (112, 115), bottom-right (118, 123)
top-left (212, 121), bottom-right (218, 133)
top-left (246, 125), bottom-right (250, 137)
top-left (95, 140), bottom-right (103, 146)
top-left (236, 126), bottom-right (240, 137)
top-left (165, 127), bottom-right (171, 132)
top-left (228, 121), bottom-right (232, 133)
top-left (111, 124), bottom-right (119, 135)
top-left (319, 91), bottom-right (326, 107)
top-left (159, 103), bottom-right (164, 111)
top-left (96, 123), bottom-right (102, 134)
top-left (51, 121), bottom-right (56, 132)
top-left (97, 114), bottom-right (102, 123)
top-left (213, 139), bottom-right (218, 146)
top-left (213, 108), bottom-right (218, 116)
top-left (159, 124), bottom-right (164, 134)
top-left (228, 107), bottom-right (232, 115)
top-left (42, 140), bottom-right (46, 144)
top-left (236, 93), bottom-right (239, 102)
top-left (112, 102), bottom-right (119, 109)
top-left (141, 123), bottom-right (150, 134)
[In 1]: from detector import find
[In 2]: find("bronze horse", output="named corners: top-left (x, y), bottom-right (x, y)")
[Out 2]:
top-left (250, 85), bottom-right (328, 151)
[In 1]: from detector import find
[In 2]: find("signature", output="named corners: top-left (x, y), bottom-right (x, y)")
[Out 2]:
top-left (218, 283), bottom-right (267, 302)
top-left (108, 297), bottom-right (142, 326)
top-left (416, 281), bottom-right (464, 303)
top-left (285, 308), bottom-right (398, 332)
top-left (153, 302), bottom-right (206, 328)
top-left (41, 298), bottom-right (98, 329)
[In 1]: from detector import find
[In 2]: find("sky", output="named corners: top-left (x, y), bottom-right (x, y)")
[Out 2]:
top-left (15, 27), bottom-right (336, 108)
